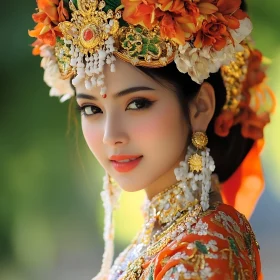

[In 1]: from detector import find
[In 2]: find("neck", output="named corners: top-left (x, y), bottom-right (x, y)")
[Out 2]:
top-left (144, 159), bottom-right (182, 200)
top-left (146, 173), bottom-right (221, 202)
top-left (140, 175), bottom-right (221, 245)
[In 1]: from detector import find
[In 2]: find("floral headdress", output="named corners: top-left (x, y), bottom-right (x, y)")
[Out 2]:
top-left (29, 0), bottom-right (275, 279)
top-left (29, 0), bottom-right (253, 96)
top-left (29, 0), bottom-right (275, 140)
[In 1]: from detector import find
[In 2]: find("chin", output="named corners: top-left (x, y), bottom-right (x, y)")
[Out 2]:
top-left (117, 181), bottom-right (145, 193)
top-left (112, 174), bottom-right (148, 193)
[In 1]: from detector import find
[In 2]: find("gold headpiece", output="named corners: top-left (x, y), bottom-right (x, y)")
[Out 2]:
top-left (29, 0), bottom-right (253, 98)
top-left (29, 0), bottom-right (275, 138)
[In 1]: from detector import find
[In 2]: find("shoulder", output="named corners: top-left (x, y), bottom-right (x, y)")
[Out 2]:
top-left (150, 203), bottom-right (261, 280)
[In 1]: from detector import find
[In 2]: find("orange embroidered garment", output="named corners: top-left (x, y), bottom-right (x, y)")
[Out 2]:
top-left (110, 203), bottom-right (261, 280)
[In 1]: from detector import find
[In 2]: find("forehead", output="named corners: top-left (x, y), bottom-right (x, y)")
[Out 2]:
top-left (74, 58), bottom-right (161, 96)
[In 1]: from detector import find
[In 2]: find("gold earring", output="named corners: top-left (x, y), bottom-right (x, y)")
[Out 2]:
top-left (188, 131), bottom-right (208, 173)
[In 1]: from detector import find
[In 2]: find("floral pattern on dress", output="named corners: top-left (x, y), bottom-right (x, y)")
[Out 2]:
top-left (110, 203), bottom-right (261, 280)
top-left (147, 204), bottom-right (261, 280)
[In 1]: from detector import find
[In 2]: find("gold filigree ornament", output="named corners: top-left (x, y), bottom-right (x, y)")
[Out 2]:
top-left (188, 153), bottom-right (203, 173)
top-left (54, 0), bottom-right (178, 97)
top-left (115, 25), bottom-right (177, 67)
top-left (57, 0), bottom-right (121, 97)
top-left (192, 131), bottom-right (208, 150)
top-left (188, 132), bottom-right (208, 173)
top-left (55, 38), bottom-right (73, 79)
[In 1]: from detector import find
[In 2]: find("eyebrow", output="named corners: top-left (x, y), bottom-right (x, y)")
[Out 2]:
top-left (76, 86), bottom-right (155, 100)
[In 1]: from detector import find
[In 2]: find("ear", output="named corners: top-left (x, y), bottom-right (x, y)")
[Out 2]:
top-left (188, 82), bottom-right (216, 132)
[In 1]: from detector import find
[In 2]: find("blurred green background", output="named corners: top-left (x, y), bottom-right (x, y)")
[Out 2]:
top-left (1, 0), bottom-right (280, 279)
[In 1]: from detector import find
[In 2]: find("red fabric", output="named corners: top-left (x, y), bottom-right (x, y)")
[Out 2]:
top-left (148, 203), bottom-right (262, 280)
top-left (221, 139), bottom-right (265, 219)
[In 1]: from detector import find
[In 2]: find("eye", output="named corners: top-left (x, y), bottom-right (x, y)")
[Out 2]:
top-left (76, 105), bottom-right (102, 116)
top-left (126, 98), bottom-right (154, 110)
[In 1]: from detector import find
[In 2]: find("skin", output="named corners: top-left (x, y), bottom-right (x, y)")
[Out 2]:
top-left (75, 59), bottom-right (215, 199)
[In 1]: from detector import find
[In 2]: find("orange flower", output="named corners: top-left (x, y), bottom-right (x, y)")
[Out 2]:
top-left (37, 0), bottom-right (59, 23)
top-left (122, 0), bottom-right (199, 44)
top-left (195, 0), bottom-right (249, 49)
top-left (216, 0), bottom-right (241, 15)
top-left (194, 16), bottom-right (229, 50)
top-left (245, 50), bottom-right (265, 88)
top-left (158, 13), bottom-right (186, 44)
top-left (199, 0), bottom-right (243, 16)
top-left (182, 0), bottom-right (200, 18)
top-left (29, 0), bottom-right (68, 54)
top-left (233, 8), bottom-right (249, 20)
top-left (57, 0), bottom-right (70, 22)
top-left (197, 2), bottom-right (218, 15)
top-left (241, 111), bottom-right (270, 140)
top-left (29, 22), bottom-right (62, 48)
top-left (31, 38), bottom-right (44, 55)
top-left (157, 0), bottom-right (199, 44)
top-left (122, 0), bottom-right (157, 29)
top-left (216, 0), bottom-right (249, 27)
top-left (214, 110), bottom-right (234, 137)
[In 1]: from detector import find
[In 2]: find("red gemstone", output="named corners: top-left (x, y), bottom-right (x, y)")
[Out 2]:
top-left (83, 29), bottom-right (94, 41)
top-left (102, 94), bottom-right (107, 98)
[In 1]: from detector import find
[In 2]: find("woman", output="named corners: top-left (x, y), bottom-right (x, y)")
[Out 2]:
top-left (29, 0), bottom-right (275, 279)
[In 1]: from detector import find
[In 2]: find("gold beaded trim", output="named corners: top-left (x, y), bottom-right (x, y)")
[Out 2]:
top-left (221, 46), bottom-right (251, 114)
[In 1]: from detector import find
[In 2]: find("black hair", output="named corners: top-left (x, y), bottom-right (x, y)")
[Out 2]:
top-left (136, 0), bottom-right (253, 183)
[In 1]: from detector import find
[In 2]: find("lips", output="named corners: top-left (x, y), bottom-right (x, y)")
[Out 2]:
top-left (109, 155), bottom-right (143, 172)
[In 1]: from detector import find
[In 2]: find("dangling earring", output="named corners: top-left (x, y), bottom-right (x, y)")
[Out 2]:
top-left (188, 131), bottom-right (209, 173)
top-left (174, 131), bottom-right (215, 211)
top-left (92, 173), bottom-right (122, 280)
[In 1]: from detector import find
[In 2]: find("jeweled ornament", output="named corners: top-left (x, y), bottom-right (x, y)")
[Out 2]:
top-left (84, 28), bottom-right (94, 41)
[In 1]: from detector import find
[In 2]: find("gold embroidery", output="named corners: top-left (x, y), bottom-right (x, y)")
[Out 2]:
top-left (123, 257), bottom-right (145, 280)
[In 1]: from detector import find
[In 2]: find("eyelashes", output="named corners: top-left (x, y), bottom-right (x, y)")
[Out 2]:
top-left (126, 98), bottom-right (155, 111)
top-left (76, 104), bottom-right (101, 116)
top-left (76, 97), bottom-right (155, 117)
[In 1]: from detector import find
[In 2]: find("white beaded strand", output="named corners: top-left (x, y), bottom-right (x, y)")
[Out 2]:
top-left (63, 21), bottom-right (117, 97)
top-left (174, 145), bottom-right (215, 211)
top-left (92, 173), bottom-right (121, 280)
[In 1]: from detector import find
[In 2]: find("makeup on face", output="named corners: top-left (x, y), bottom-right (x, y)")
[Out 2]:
top-left (75, 59), bottom-right (189, 194)
top-left (109, 155), bottom-right (143, 173)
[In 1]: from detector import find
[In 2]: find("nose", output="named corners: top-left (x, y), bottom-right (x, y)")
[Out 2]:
top-left (103, 113), bottom-right (129, 146)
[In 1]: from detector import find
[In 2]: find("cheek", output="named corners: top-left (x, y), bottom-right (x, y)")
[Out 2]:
top-left (121, 100), bottom-right (188, 190)
top-left (81, 119), bottom-right (104, 160)
top-left (129, 102), bottom-right (187, 150)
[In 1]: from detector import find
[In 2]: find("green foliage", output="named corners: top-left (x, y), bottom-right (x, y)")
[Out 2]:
top-left (195, 241), bottom-right (208, 254)
top-left (120, 26), bottom-right (161, 58)
top-left (228, 237), bottom-right (239, 257)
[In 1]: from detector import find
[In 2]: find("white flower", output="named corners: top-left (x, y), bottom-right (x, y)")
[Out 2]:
top-left (193, 219), bottom-right (208, 235)
top-left (175, 43), bottom-right (212, 84)
top-left (174, 18), bottom-right (253, 85)
top-left (200, 266), bottom-right (214, 278)
top-left (207, 240), bottom-right (218, 252)
top-left (40, 45), bottom-right (74, 102)
top-left (230, 18), bottom-right (253, 45)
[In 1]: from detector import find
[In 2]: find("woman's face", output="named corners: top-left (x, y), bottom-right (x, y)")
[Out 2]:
top-left (75, 59), bottom-right (189, 197)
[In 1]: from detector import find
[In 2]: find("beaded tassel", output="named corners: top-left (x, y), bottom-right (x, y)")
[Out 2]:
top-left (174, 132), bottom-right (215, 211)
top-left (92, 173), bottom-right (121, 280)
top-left (64, 22), bottom-right (117, 98)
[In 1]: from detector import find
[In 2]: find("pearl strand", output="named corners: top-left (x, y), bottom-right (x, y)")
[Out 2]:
top-left (63, 22), bottom-right (117, 97)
